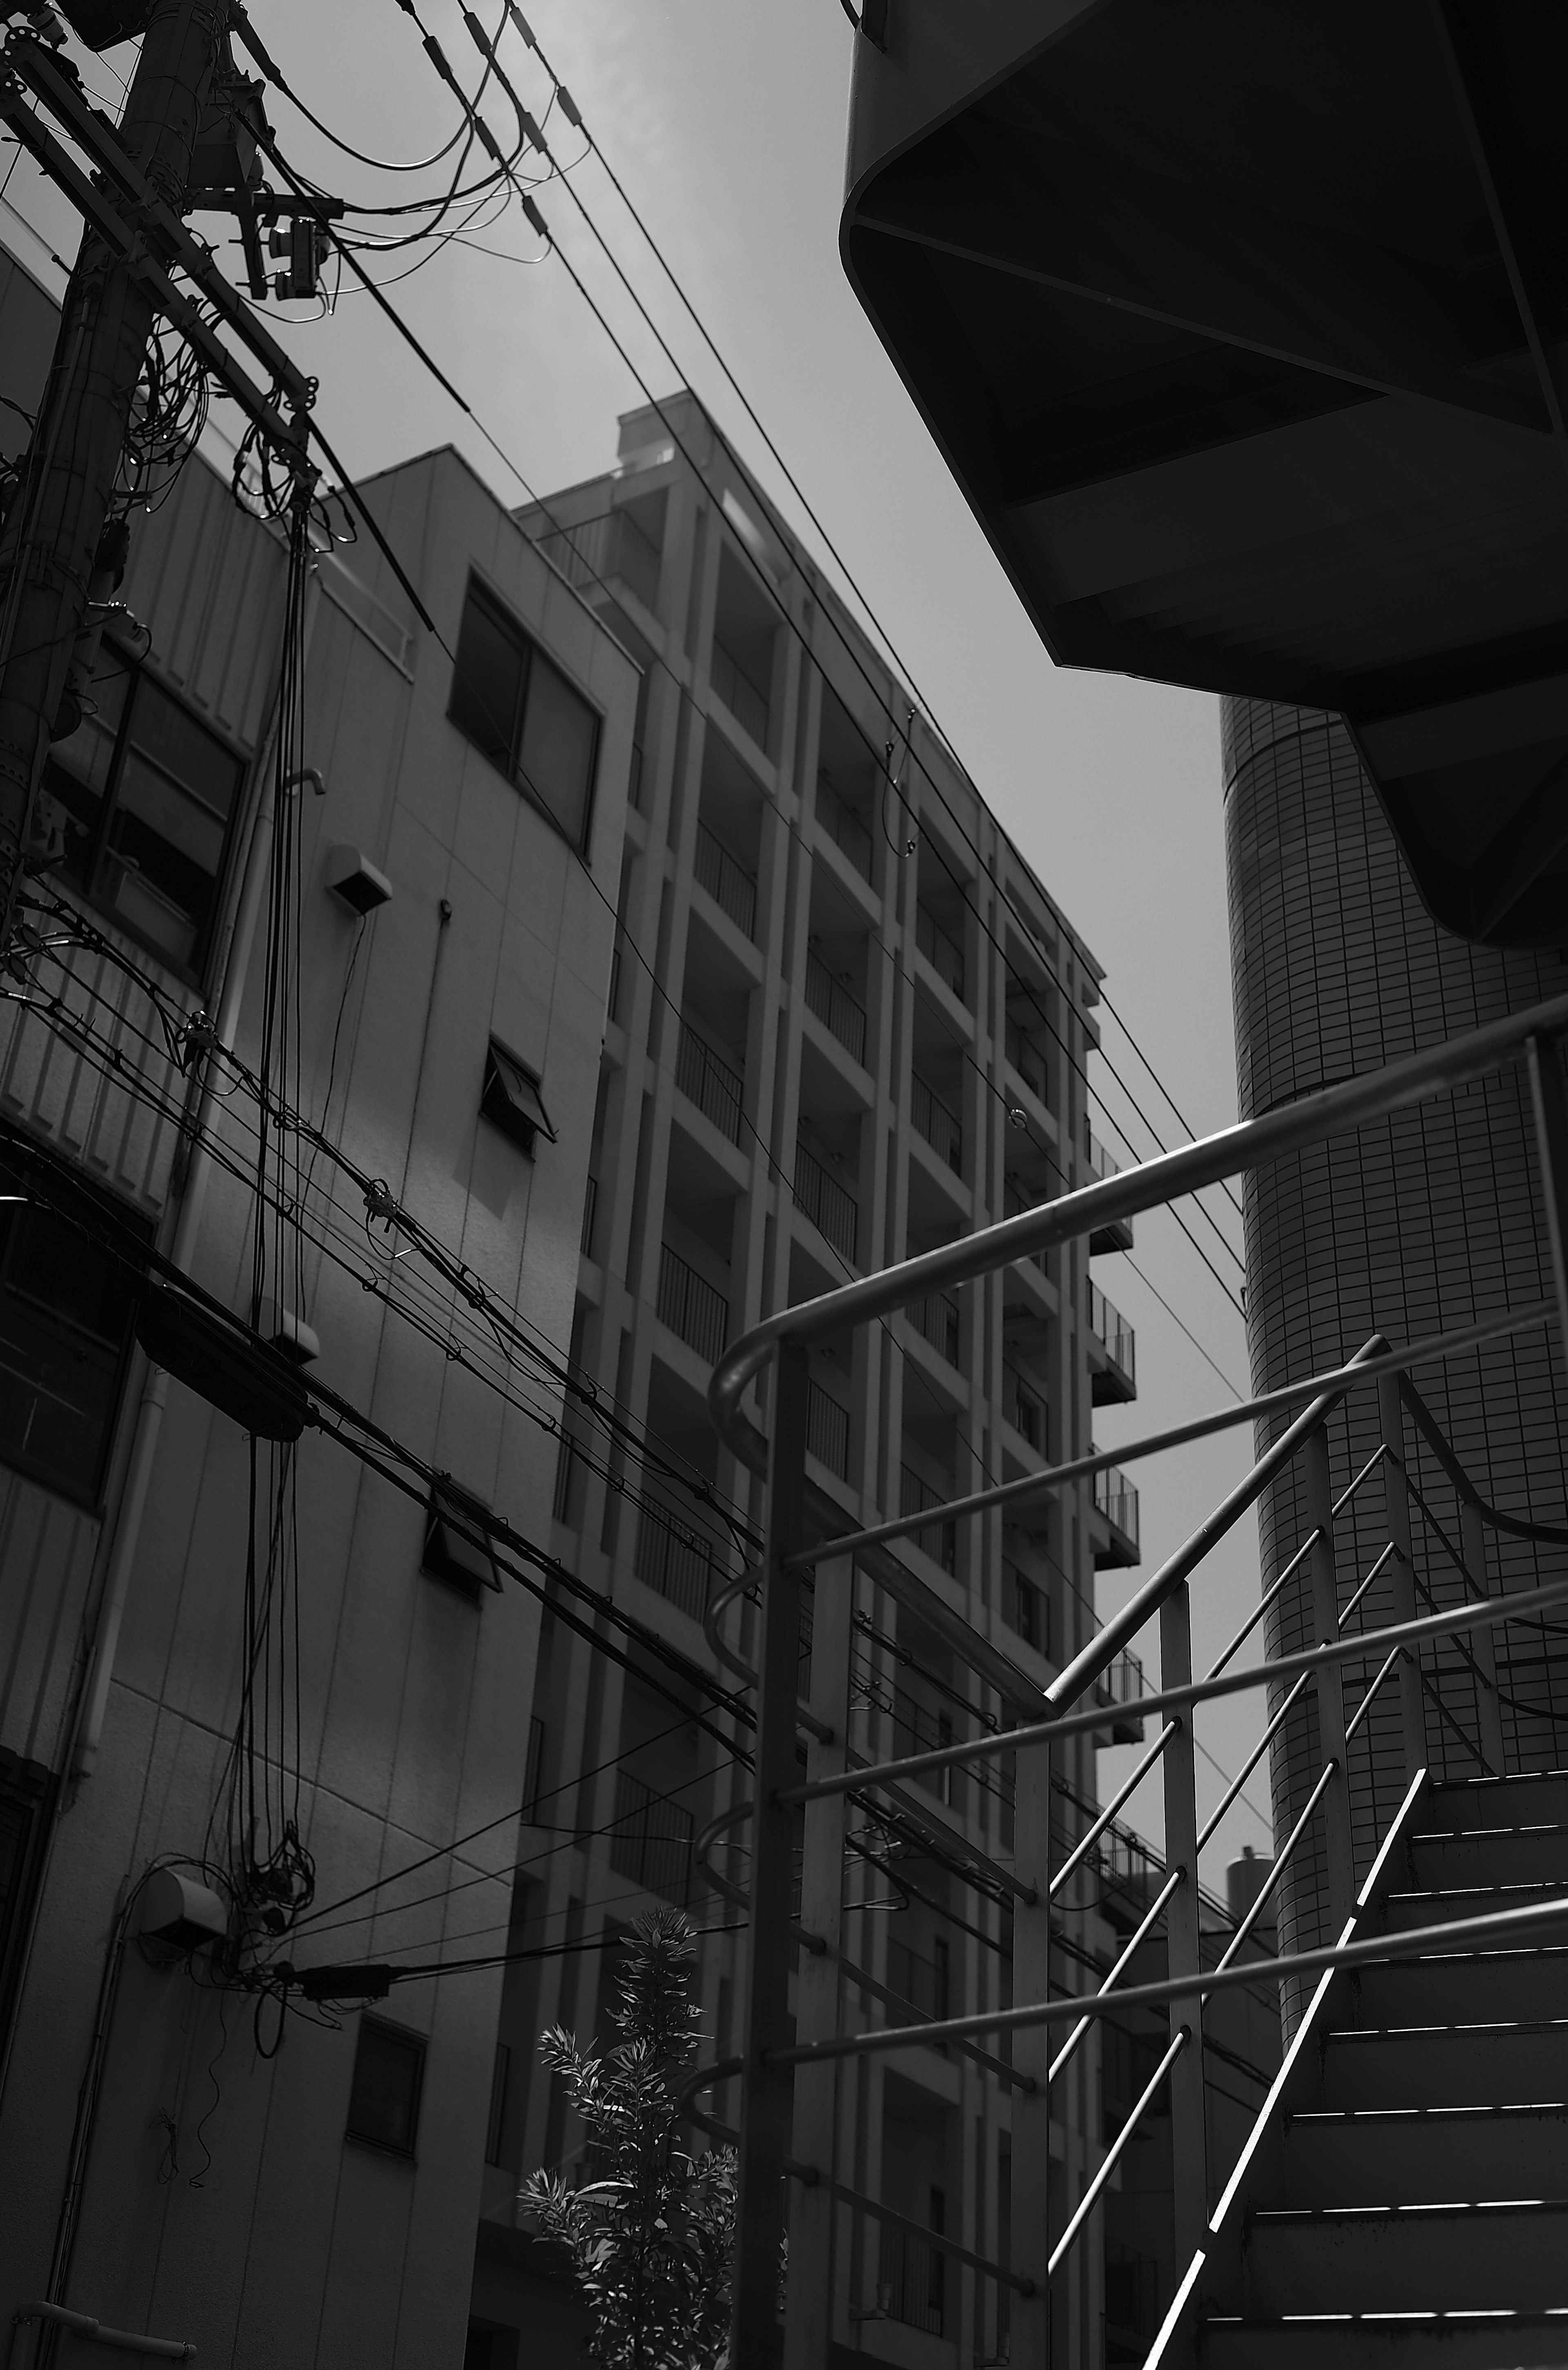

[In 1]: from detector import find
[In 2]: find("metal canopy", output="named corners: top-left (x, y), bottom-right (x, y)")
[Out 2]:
top-left (840, 0), bottom-right (1568, 947)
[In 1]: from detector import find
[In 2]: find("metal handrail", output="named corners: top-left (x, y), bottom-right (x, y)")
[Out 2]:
top-left (1401, 1371), bottom-right (1568, 1544)
top-left (1048, 2031), bottom-right (1186, 2279)
top-left (709, 991), bottom-right (1568, 1467)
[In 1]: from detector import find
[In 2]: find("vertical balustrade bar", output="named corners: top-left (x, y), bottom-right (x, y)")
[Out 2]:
top-left (1526, 1033), bottom-right (1568, 1356)
top-left (1378, 1375), bottom-right (1429, 1785)
top-left (1158, 1579), bottom-right (1208, 2268)
top-left (1304, 1428), bottom-right (1356, 1930)
top-left (784, 1554), bottom-right (855, 2370)
top-left (732, 1343), bottom-right (812, 2366)
top-left (1009, 1730), bottom-right (1054, 2361)
top-left (1460, 1499), bottom-right (1507, 1775)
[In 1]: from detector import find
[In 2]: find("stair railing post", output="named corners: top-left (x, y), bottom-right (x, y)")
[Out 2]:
top-left (731, 1341), bottom-right (812, 2367)
top-left (1459, 1500), bottom-right (1507, 1777)
top-left (1377, 1375), bottom-right (1428, 1787)
top-left (1303, 1426), bottom-right (1356, 1931)
top-left (1158, 1577), bottom-right (1208, 2268)
top-left (783, 1552), bottom-right (854, 2370)
top-left (1008, 1726), bottom-right (1055, 2363)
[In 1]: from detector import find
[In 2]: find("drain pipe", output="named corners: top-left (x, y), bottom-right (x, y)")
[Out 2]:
top-left (66, 754), bottom-right (283, 1789)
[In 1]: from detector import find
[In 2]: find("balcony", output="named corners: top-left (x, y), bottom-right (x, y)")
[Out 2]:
top-left (804, 950), bottom-right (867, 1066)
top-left (1085, 1132), bottom-right (1135, 1253)
top-left (1087, 1280), bottom-right (1137, 1404)
top-left (533, 505), bottom-right (662, 613)
top-left (608, 1769), bottom-right (693, 1904)
top-left (1093, 1462), bottom-right (1140, 1568)
top-left (900, 1464), bottom-right (956, 1575)
top-left (911, 1070), bottom-right (962, 1175)
top-left (1004, 1016), bottom-right (1049, 1108)
top-left (694, 819), bottom-right (757, 941)
top-left (710, 636), bottom-right (770, 747)
top-left (675, 1021), bottom-right (744, 1147)
top-left (915, 900), bottom-right (966, 1002)
top-left (1003, 1361), bottom-right (1049, 1455)
top-left (657, 1242), bottom-right (728, 1364)
top-left (1094, 1644), bottom-right (1147, 1745)
top-left (1003, 1563), bottom-right (1047, 1656)
top-left (816, 773), bottom-right (873, 880)
top-left (795, 1140), bottom-right (858, 1263)
top-left (806, 1380), bottom-right (850, 1480)
top-left (633, 1493), bottom-right (715, 1621)
top-left (880, 2227), bottom-right (947, 2337)
top-left (905, 1289), bottom-right (960, 1367)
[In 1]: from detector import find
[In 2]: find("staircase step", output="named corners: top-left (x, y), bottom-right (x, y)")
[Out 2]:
top-left (1383, 1879), bottom-right (1568, 1936)
top-left (1320, 2021), bottom-right (1568, 2108)
top-left (1281, 2102), bottom-right (1568, 2205)
top-left (1411, 1824), bottom-right (1568, 1887)
top-left (1348, 1944), bottom-right (1568, 2028)
top-left (1241, 2199), bottom-right (1568, 2314)
top-left (1421, 1772), bottom-right (1568, 1833)
top-left (1199, 2310), bottom-right (1568, 2365)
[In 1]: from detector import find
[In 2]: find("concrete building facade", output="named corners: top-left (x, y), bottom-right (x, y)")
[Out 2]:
top-left (468, 394), bottom-right (1179, 2370)
top-left (1224, 695), bottom-right (1568, 1992)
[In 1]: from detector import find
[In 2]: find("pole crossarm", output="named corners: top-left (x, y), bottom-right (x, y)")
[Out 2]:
top-left (786, 1302), bottom-right (1551, 1568)
top-left (4, 36), bottom-right (314, 421)
top-left (773, 1573), bottom-right (1568, 1808)
top-left (708, 989), bottom-right (1568, 1471)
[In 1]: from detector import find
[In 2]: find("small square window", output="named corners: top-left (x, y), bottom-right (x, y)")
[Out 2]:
top-left (346, 2015), bottom-right (425, 2155)
top-left (481, 1041), bottom-right (554, 1158)
top-left (422, 1477), bottom-right (501, 1597)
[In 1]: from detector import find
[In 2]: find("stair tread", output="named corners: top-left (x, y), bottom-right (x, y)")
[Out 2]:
top-left (1330, 2017), bottom-right (1568, 2037)
top-left (1290, 2102), bottom-right (1568, 2121)
top-left (1254, 2199), bottom-right (1568, 2222)
top-left (1414, 1822), bottom-right (1568, 1839)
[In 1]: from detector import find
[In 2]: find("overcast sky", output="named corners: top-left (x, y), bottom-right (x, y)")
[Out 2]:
top-left (3, 0), bottom-right (1267, 1878)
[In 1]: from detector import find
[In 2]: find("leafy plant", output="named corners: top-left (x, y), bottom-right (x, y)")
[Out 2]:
top-left (520, 1907), bottom-right (737, 2369)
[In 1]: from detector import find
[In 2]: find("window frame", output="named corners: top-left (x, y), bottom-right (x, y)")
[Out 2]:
top-left (345, 2013), bottom-right (427, 2158)
top-left (447, 575), bottom-right (602, 857)
top-left (0, 1180), bottom-right (150, 1511)
top-left (42, 635), bottom-right (252, 989)
top-left (480, 1039), bottom-right (555, 1159)
top-left (421, 1475), bottom-right (502, 1599)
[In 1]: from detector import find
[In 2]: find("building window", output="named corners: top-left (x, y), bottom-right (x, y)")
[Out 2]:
top-left (0, 1189), bottom-right (145, 1507)
top-left (480, 1040), bottom-right (555, 1158)
top-left (485, 2040), bottom-right (511, 2165)
top-left (422, 1477), bottom-right (501, 1598)
top-left (346, 2016), bottom-right (426, 2155)
top-left (449, 579), bottom-right (600, 852)
top-left (43, 643), bottom-right (247, 980)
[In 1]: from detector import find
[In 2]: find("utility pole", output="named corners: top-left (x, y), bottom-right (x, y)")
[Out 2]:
top-left (0, 0), bottom-right (229, 955)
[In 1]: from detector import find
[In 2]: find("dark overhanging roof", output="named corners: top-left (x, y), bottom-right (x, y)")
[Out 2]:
top-left (840, 0), bottom-right (1568, 948)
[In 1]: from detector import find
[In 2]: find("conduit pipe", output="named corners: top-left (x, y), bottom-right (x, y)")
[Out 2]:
top-left (4, 2303), bottom-right (194, 2362)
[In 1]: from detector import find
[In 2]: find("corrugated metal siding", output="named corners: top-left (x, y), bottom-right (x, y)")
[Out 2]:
top-left (0, 1469), bottom-right (100, 1768)
top-left (120, 456), bottom-right (288, 754)
top-left (0, 931), bottom-right (190, 1215)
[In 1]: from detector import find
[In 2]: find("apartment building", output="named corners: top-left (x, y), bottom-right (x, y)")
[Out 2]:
top-left (0, 233), bottom-right (641, 2367)
top-left (470, 395), bottom-right (1164, 2368)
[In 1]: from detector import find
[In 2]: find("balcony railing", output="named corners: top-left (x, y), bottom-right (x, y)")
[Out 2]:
top-left (710, 637), bottom-right (770, 746)
top-left (795, 1140), bottom-right (858, 1263)
top-left (694, 819), bottom-right (757, 940)
top-left (1094, 1462), bottom-right (1140, 1552)
top-left (675, 1022), bottom-right (744, 1145)
top-left (1098, 1643), bottom-right (1146, 1711)
top-left (886, 1936), bottom-right (955, 2023)
top-left (633, 1494), bottom-right (715, 1620)
top-left (1005, 1017), bottom-right (1049, 1106)
top-left (806, 1380), bottom-right (850, 1479)
top-left (906, 1290), bottom-right (960, 1366)
top-left (1003, 1362), bottom-right (1049, 1455)
top-left (911, 1070), bottom-right (962, 1174)
top-left (816, 773), bottom-right (873, 880)
top-left (533, 506), bottom-right (662, 613)
top-left (882, 2227), bottom-right (946, 2337)
top-left (657, 1242), bottom-right (729, 1364)
top-left (1088, 1280), bottom-right (1137, 1389)
top-left (900, 1464), bottom-right (956, 1574)
top-left (1003, 1563), bottom-right (1047, 1656)
top-left (915, 901), bottom-right (966, 1002)
top-left (804, 950), bottom-right (867, 1066)
top-left (1086, 1130), bottom-right (1135, 1250)
top-left (608, 1769), bottom-right (693, 1904)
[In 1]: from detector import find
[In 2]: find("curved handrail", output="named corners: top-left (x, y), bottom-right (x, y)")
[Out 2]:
top-left (1401, 1372), bottom-right (1568, 1545)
